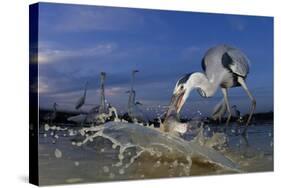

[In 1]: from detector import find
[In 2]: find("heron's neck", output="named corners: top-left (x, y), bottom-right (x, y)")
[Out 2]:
top-left (83, 86), bottom-right (87, 97)
top-left (132, 92), bottom-right (136, 103)
top-left (131, 72), bottom-right (136, 91)
top-left (127, 91), bottom-right (135, 114)
top-left (100, 78), bottom-right (106, 112)
top-left (190, 72), bottom-right (220, 97)
top-left (127, 92), bottom-right (132, 112)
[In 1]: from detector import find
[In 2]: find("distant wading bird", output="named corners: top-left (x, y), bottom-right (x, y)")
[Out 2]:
top-left (126, 70), bottom-right (148, 123)
top-left (44, 102), bottom-right (58, 124)
top-left (68, 73), bottom-right (107, 124)
top-left (126, 90), bottom-right (147, 123)
top-left (75, 81), bottom-right (88, 110)
top-left (98, 72), bottom-right (107, 114)
top-left (166, 44), bottom-right (256, 134)
top-left (127, 70), bottom-right (139, 116)
top-left (83, 72), bottom-right (109, 124)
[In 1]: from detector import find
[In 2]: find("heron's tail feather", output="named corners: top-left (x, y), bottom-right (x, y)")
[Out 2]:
top-left (212, 98), bottom-right (227, 120)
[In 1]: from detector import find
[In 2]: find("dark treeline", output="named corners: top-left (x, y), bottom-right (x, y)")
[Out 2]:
top-left (39, 108), bottom-right (273, 127)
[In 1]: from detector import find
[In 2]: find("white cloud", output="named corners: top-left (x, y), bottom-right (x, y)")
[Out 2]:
top-left (105, 87), bottom-right (124, 96)
top-left (38, 42), bottom-right (117, 64)
top-left (38, 76), bottom-right (50, 93)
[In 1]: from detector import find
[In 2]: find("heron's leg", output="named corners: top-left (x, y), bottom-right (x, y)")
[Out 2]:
top-left (221, 88), bottom-right (232, 129)
top-left (238, 77), bottom-right (256, 133)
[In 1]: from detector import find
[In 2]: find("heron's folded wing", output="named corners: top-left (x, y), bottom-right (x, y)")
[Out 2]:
top-left (226, 48), bottom-right (250, 77)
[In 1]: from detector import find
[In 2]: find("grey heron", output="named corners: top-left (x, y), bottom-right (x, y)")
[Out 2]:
top-left (127, 70), bottom-right (139, 111)
top-left (68, 72), bottom-right (110, 125)
top-left (83, 72), bottom-right (109, 124)
top-left (44, 102), bottom-right (58, 124)
top-left (98, 72), bottom-right (107, 114)
top-left (160, 104), bottom-right (190, 136)
top-left (126, 70), bottom-right (148, 123)
top-left (166, 44), bottom-right (256, 133)
top-left (126, 89), bottom-right (147, 123)
top-left (75, 81), bottom-right (88, 110)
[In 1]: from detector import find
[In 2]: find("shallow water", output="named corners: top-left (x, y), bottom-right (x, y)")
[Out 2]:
top-left (38, 121), bottom-right (273, 185)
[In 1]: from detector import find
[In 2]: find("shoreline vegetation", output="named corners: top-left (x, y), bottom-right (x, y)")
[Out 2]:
top-left (39, 108), bottom-right (273, 128)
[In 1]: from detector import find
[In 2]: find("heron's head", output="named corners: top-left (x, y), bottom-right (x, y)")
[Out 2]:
top-left (100, 72), bottom-right (106, 81)
top-left (167, 73), bottom-right (194, 115)
top-left (53, 103), bottom-right (58, 109)
top-left (135, 101), bottom-right (142, 105)
top-left (126, 90), bottom-right (135, 94)
top-left (132, 70), bottom-right (139, 74)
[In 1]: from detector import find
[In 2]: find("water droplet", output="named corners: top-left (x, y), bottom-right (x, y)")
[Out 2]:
top-left (154, 160), bottom-right (161, 168)
top-left (119, 168), bottom-right (125, 175)
top-left (76, 142), bottom-right (82, 147)
top-left (118, 153), bottom-right (124, 160)
top-left (268, 132), bottom-right (272, 137)
top-left (103, 166), bottom-right (109, 173)
top-left (74, 161), bottom-right (79, 166)
top-left (172, 160), bottom-right (178, 167)
top-left (54, 148), bottom-right (62, 158)
top-left (44, 124), bottom-right (49, 131)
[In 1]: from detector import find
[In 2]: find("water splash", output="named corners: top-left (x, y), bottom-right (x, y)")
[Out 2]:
top-left (39, 120), bottom-right (273, 184)
top-left (74, 122), bottom-right (240, 176)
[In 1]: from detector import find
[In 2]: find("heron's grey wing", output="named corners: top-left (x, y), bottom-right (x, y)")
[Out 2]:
top-left (201, 44), bottom-right (228, 73)
top-left (201, 57), bottom-right (207, 72)
top-left (222, 48), bottom-right (250, 77)
top-left (88, 105), bottom-right (100, 114)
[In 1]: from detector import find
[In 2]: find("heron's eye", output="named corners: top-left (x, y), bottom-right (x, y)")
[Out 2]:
top-left (180, 85), bottom-right (184, 90)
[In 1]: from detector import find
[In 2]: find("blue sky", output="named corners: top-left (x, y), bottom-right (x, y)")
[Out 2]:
top-left (37, 3), bottom-right (273, 117)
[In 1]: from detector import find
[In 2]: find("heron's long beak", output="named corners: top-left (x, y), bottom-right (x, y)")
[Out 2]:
top-left (166, 90), bottom-right (186, 117)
